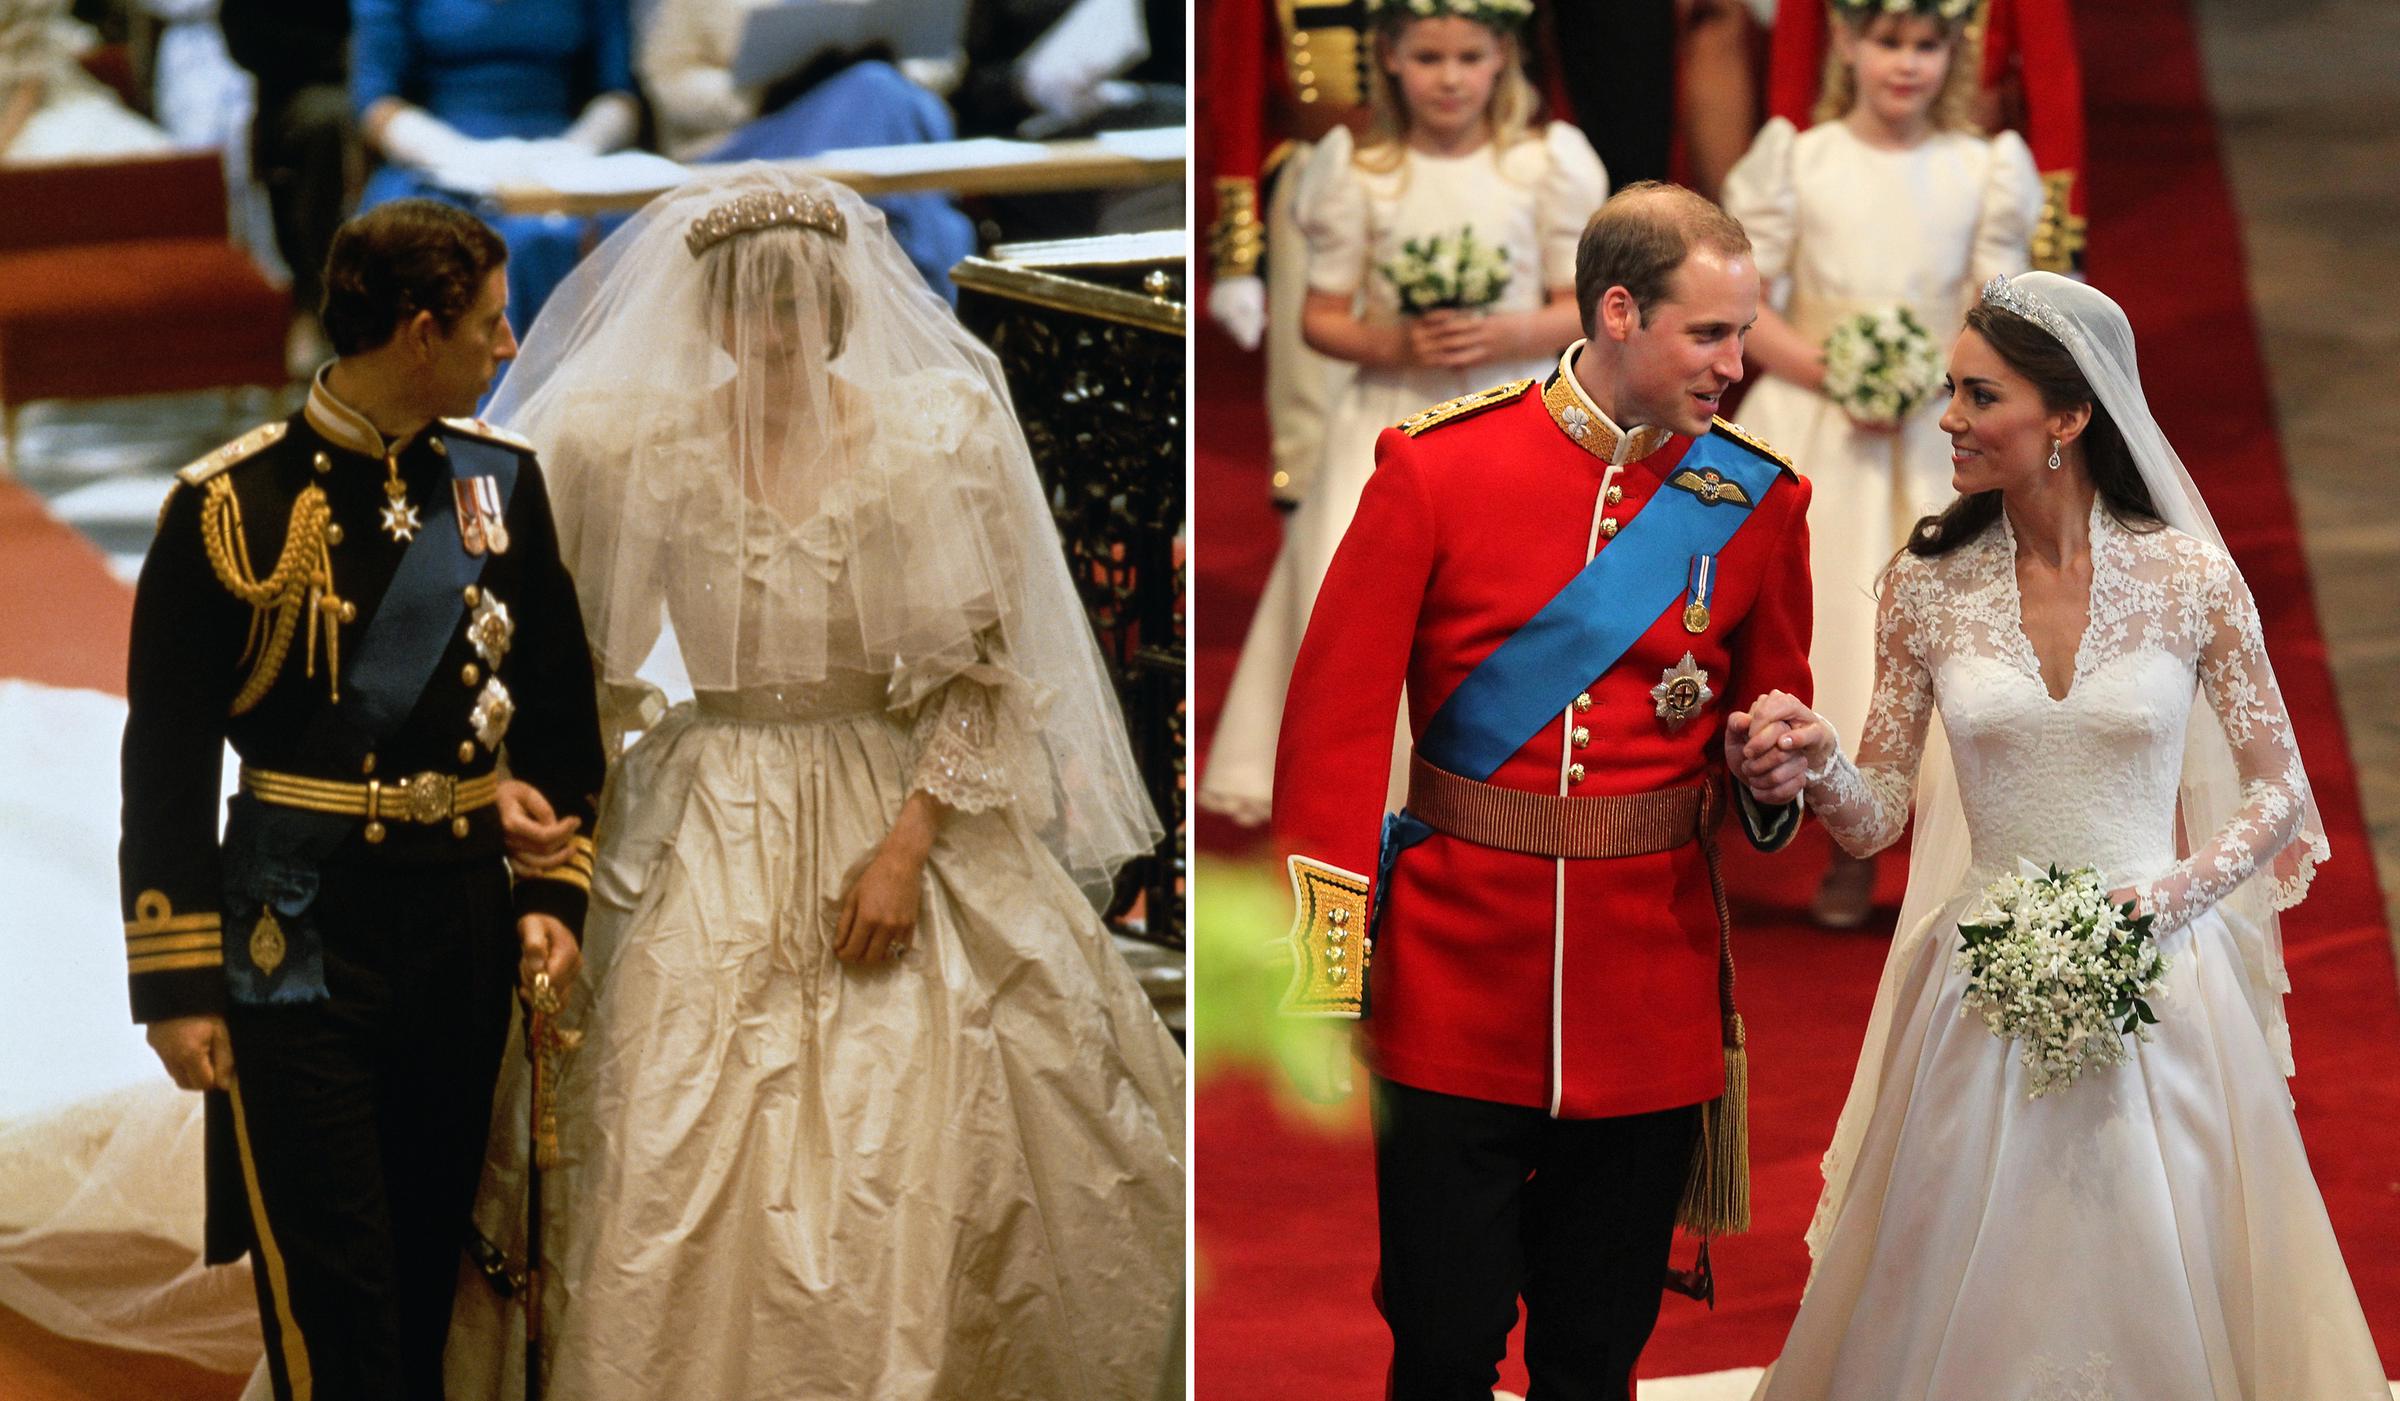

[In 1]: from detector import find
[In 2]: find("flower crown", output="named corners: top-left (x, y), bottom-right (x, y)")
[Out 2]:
top-left (685, 191), bottom-right (848, 258)
top-left (1830, 0), bottom-right (1979, 22)
top-left (1367, 0), bottom-right (1535, 30)
top-left (1980, 274), bottom-right (2072, 343)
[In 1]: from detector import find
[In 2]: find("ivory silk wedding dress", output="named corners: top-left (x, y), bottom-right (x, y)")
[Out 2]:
top-left (442, 169), bottom-right (1184, 1400)
top-left (1755, 278), bottom-right (2388, 1401)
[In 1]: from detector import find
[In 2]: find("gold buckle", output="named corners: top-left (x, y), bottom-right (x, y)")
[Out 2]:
top-left (395, 772), bottom-right (457, 824)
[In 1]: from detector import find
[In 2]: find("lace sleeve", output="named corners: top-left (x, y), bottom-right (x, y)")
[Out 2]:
top-left (1805, 560), bottom-right (1935, 856)
top-left (2128, 554), bottom-right (2321, 934)
top-left (907, 673), bottom-right (1017, 814)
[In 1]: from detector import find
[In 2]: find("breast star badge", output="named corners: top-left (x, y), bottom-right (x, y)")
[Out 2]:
top-left (1652, 652), bottom-right (1715, 731)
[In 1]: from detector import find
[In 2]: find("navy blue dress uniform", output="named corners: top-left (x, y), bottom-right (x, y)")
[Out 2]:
top-left (118, 370), bottom-right (604, 1400)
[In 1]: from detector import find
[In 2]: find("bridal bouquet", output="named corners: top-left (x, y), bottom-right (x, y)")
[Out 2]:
top-left (1820, 306), bottom-right (1943, 426)
top-left (1378, 227), bottom-right (1513, 315)
top-left (1954, 863), bottom-right (2170, 1099)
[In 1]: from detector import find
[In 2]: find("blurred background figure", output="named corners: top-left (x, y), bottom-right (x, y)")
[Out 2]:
top-left (352, 0), bottom-right (642, 336)
top-left (1198, 0), bottom-right (1604, 828)
top-left (1721, 0), bottom-right (2040, 927)
top-left (222, 0), bottom-right (357, 376)
top-left (0, 0), bottom-right (170, 160)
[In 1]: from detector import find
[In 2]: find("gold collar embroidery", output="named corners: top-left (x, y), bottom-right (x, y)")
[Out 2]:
top-left (1542, 340), bottom-right (1672, 466)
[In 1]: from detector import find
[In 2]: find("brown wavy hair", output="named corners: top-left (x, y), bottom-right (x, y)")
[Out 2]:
top-left (1813, 10), bottom-right (1983, 134)
top-left (1354, 12), bottom-right (1542, 179)
top-left (1901, 303), bottom-right (2163, 561)
top-left (321, 199), bottom-right (508, 356)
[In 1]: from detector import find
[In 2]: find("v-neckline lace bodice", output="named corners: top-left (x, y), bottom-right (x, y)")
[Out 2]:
top-left (1805, 505), bottom-right (2324, 934)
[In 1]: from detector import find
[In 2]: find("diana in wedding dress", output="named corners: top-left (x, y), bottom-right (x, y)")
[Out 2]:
top-left (442, 168), bottom-right (1185, 1399)
top-left (1740, 273), bottom-right (2387, 1399)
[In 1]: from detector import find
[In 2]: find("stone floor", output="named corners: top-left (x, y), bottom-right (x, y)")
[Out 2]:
top-left (2199, 0), bottom-right (2400, 946)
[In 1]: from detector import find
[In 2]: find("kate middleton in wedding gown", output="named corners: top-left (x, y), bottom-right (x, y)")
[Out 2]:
top-left (1755, 275), bottom-right (2387, 1400)
top-left (443, 169), bottom-right (1184, 1400)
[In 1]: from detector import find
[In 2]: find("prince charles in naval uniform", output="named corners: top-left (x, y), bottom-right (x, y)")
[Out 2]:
top-left (1272, 182), bottom-right (1815, 1401)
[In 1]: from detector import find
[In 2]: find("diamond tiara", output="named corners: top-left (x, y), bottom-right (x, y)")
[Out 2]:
top-left (1980, 274), bottom-right (2072, 344)
top-left (1365, 0), bottom-right (1535, 30)
top-left (685, 191), bottom-right (848, 258)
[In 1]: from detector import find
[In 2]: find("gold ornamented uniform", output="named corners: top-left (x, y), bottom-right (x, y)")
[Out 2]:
top-left (118, 369), bottom-right (604, 1401)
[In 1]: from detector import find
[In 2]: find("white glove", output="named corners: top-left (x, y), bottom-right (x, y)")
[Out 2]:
top-left (560, 93), bottom-right (639, 155)
top-left (376, 105), bottom-right (484, 173)
top-left (1208, 276), bottom-right (1267, 351)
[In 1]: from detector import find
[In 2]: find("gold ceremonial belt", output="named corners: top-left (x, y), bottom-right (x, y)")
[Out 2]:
top-left (1406, 755), bottom-right (1719, 860)
top-left (240, 765), bottom-right (499, 840)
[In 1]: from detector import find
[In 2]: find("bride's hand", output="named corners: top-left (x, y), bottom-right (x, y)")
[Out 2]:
top-left (1729, 690), bottom-right (1831, 804)
top-left (498, 780), bottom-right (580, 875)
top-left (835, 796), bottom-right (940, 965)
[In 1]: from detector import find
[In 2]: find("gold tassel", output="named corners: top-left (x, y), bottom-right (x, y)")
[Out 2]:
top-left (1677, 1015), bottom-right (1751, 1236)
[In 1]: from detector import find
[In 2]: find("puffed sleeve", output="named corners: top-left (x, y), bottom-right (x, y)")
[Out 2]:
top-left (1720, 116), bottom-right (1800, 285)
top-left (1535, 120), bottom-right (1608, 288)
top-left (1296, 124), bottom-right (1371, 298)
top-left (348, 0), bottom-right (410, 119)
top-left (1967, 129), bottom-right (2043, 290)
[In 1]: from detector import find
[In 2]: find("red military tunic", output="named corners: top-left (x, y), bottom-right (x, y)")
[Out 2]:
top-left (1273, 349), bottom-right (1814, 1119)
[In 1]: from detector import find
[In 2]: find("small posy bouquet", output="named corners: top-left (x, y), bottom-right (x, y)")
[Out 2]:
top-left (1378, 227), bottom-right (1513, 315)
top-left (1954, 862), bottom-right (2170, 1099)
top-left (1820, 306), bottom-right (1943, 426)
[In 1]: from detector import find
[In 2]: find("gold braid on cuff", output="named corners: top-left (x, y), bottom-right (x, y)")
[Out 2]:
top-left (1279, 855), bottom-right (1372, 1017)
top-left (1209, 178), bottom-right (1265, 280)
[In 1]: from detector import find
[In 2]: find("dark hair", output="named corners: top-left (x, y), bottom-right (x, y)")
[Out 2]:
top-left (320, 200), bottom-right (509, 356)
top-left (1573, 181), bottom-right (1753, 335)
top-left (1902, 303), bottom-right (2162, 560)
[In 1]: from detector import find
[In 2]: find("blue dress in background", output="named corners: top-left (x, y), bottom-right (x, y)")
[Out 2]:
top-left (351, 0), bottom-right (634, 337)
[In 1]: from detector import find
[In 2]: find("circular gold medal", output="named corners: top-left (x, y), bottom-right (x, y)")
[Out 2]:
top-left (1683, 601), bottom-right (1710, 634)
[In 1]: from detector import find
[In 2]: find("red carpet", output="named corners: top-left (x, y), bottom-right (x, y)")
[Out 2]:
top-left (0, 478), bottom-right (131, 694)
top-left (1192, 0), bottom-right (2400, 1392)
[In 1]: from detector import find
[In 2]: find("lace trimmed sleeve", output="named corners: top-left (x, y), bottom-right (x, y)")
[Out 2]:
top-left (1806, 556), bottom-right (1936, 856)
top-left (2128, 551), bottom-right (2326, 934)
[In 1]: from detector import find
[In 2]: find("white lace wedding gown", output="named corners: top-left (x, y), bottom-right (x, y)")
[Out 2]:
top-left (1759, 503), bottom-right (2387, 1400)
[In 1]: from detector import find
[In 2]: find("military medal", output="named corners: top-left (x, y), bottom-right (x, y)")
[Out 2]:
top-left (379, 453), bottom-right (420, 541)
top-left (250, 909), bottom-right (287, 976)
top-left (1683, 554), bottom-right (1715, 634)
top-left (1651, 652), bottom-right (1714, 731)
top-left (477, 475), bottom-right (510, 555)
top-left (454, 479), bottom-right (488, 555)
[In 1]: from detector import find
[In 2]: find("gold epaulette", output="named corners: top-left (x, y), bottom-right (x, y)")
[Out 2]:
top-left (1395, 378), bottom-right (1536, 438)
top-left (1708, 416), bottom-right (1797, 475)
top-left (438, 416), bottom-right (536, 454)
top-left (1279, 855), bottom-right (1371, 1017)
top-left (175, 422), bottom-right (288, 487)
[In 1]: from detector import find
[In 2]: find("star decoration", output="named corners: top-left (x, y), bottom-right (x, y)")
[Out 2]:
top-left (380, 498), bottom-right (422, 542)
top-left (467, 591), bottom-right (513, 667)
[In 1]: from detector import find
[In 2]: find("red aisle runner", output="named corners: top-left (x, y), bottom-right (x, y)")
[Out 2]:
top-left (1193, 0), bottom-right (2400, 1392)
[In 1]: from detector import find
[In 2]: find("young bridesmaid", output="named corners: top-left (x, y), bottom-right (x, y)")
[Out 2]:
top-left (1201, 0), bottom-right (1605, 824)
top-left (1720, 0), bottom-right (2040, 924)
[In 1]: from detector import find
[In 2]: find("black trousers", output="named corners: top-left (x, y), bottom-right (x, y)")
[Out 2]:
top-left (1372, 1076), bottom-right (1700, 1401)
top-left (1548, 1), bottom-right (1678, 190)
top-left (251, 82), bottom-right (358, 317)
top-left (218, 859), bottom-right (516, 1401)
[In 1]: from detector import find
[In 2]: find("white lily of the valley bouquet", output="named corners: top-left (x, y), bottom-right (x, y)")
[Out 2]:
top-left (1378, 226), bottom-right (1513, 315)
top-left (1954, 860), bottom-right (2171, 1099)
top-left (1820, 305), bottom-right (1943, 427)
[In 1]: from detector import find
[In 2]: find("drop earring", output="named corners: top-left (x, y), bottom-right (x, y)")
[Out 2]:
top-left (2047, 439), bottom-right (2062, 472)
